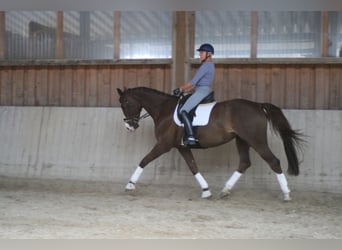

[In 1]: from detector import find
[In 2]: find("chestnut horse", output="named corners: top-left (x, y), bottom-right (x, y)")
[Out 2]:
top-left (117, 87), bottom-right (304, 201)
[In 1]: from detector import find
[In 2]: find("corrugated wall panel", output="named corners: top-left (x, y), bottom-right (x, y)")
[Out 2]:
top-left (0, 107), bottom-right (341, 194)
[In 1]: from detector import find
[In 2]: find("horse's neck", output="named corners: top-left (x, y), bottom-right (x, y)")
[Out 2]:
top-left (136, 92), bottom-right (175, 119)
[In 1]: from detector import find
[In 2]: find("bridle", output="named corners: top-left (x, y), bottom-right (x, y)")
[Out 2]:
top-left (123, 112), bottom-right (150, 129)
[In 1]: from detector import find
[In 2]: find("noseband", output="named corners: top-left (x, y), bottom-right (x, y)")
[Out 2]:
top-left (123, 112), bottom-right (150, 129)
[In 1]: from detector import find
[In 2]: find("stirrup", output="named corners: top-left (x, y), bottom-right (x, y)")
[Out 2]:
top-left (185, 136), bottom-right (198, 145)
top-left (188, 136), bottom-right (198, 141)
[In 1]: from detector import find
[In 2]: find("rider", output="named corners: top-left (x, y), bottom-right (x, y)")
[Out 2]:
top-left (173, 43), bottom-right (215, 146)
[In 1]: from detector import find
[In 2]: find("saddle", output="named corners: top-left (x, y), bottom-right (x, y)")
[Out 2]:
top-left (174, 92), bottom-right (216, 148)
top-left (176, 92), bottom-right (215, 121)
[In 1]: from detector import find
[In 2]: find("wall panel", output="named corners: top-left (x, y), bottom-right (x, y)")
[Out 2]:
top-left (0, 68), bottom-right (12, 105)
top-left (12, 68), bottom-right (24, 105)
top-left (314, 66), bottom-right (330, 109)
top-left (1, 63), bottom-right (342, 109)
top-left (60, 67), bottom-right (73, 106)
top-left (35, 68), bottom-right (48, 106)
top-left (48, 67), bottom-right (60, 106)
top-left (299, 66), bottom-right (315, 109)
top-left (0, 106), bottom-right (341, 194)
top-left (285, 67), bottom-right (299, 108)
top-left (23, 68), bottom-right (36, 106)
top-left (329, 67), bottom-right (342, 109)
top-left (211, 63), bottom-right (342, 110)
top-left (256, 65), bottom-right (272, 103)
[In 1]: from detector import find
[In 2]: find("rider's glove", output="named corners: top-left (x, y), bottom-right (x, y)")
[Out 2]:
top-left (173, 88), bottom-right (183, 96)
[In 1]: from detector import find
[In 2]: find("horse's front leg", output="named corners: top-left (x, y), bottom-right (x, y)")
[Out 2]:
top-left (177, 147), bottom-right (212, 199)
top-left (125, 143), bottom-right (171, 191)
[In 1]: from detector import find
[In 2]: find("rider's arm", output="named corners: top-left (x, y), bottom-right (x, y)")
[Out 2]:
top-left (180, 82), bottom-right (194, 92)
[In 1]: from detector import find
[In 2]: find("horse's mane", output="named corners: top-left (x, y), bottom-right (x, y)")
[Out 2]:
top-left (127, 87), bottom-right (176, 99)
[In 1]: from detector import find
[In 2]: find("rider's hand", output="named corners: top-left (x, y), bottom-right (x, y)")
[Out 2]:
top-left (173, 88), bottom-right (183, 96)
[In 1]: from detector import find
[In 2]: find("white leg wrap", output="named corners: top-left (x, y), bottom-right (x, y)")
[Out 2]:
top-left (194, 173), bottom-right (211, 198)
top-left (276, 173), bottom-right (290, 194)
top-left (276, 173), bottom-right (291, 201)
top-left (224, 171), bottom-right (242, 190)
top-left (195, 173), bottom-right (209, 190)
top-left (130, 166), bottom-right (144, 183)
top-left (125, 166), bottom-right (144, 191)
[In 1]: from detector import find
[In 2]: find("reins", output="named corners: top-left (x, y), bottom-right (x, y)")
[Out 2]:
top-left (139, 112), bottom-right (150, 120)
top-left (122, 87), bottom-right (175, 128)
top-left (123, 112), bottom-right (150, 129)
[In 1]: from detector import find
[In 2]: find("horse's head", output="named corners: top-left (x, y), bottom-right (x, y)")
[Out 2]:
top-left (117, 87), bottom-right (143, 132)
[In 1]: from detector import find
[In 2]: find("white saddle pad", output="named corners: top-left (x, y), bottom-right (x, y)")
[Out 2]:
top-left (173, 102), bottom-right (217, 127)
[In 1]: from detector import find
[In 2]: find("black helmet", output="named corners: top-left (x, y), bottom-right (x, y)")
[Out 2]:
top-left (197, 43), bottom-right (214, 54)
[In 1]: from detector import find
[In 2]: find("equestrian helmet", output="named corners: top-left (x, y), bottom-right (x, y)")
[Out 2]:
top-left (197, 43), bottom-right (214, 54)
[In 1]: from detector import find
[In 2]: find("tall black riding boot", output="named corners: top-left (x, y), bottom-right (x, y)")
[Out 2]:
top-left (180, 111), bottom-right (198, 146)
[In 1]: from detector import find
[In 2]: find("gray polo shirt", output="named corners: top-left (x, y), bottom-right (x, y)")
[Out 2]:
top-left (190, 61), bottom-right (215, 88)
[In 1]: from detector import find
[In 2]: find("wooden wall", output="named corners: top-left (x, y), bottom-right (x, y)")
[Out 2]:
top-left (199, 62), bottom-right (342, 110)
top-left (0, 64), bottom-right (171, 107)
top-left (1, 61), bottom-right (342, 109)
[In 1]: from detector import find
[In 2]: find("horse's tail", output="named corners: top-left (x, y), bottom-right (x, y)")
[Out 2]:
top-left (261, 103), bottom-right (304, 176)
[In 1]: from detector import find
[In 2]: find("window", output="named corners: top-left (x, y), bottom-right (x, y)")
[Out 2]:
top-left (3, 11), bottom-right (342, 60)
top-left (63, 11), bottom-right (114, 59)
top-left (6, 11), bottom-right (57, 59)
top-left (195, 11), bottom-right (323, 58)
top-left (195, 11), bottom-right (251, 58)
top-left (329, 12), bottom-right (342, 57)
top-left (4, 11), bottom-right (172, 60)
top-left (257, 12), bottom-right (321, 58)
top-left (120, 11), bottom-right (172, 59)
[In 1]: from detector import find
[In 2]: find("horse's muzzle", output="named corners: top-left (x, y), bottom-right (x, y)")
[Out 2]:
top-left (123, 117), bottom-right (139, 132)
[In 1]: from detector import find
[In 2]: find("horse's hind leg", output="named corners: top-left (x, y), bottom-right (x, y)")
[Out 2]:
top-left (221, 137), bottom-right (251, 197)
top-left (178, 147), bottom-right (212, 199)
top-left (253, 144), bottom-right (291, 201)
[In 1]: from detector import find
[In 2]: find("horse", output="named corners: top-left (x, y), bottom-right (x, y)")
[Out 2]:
top-left (117, 86), bottom-right (304, 201)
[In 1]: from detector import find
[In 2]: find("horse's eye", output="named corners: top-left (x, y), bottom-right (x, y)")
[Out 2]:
top-left (121, 98), bottom-right (129, 104)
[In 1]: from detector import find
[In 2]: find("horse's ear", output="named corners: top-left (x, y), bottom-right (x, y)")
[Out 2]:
top-left (117, 88), bottom-right (123, 96)
top-left (117, 86), bottom-right (129, 96)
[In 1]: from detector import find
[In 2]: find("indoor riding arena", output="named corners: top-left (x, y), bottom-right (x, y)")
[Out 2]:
top-left (0, 3), bottom-right (342, 239)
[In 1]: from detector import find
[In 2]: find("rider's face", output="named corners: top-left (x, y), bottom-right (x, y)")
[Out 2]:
top-left (199, 51), bottom-right (206, 61)
top-left (199, 51), bottom-right (211, 61)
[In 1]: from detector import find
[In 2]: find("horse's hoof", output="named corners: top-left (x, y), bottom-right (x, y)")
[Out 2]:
top-left (201, 190), bottom-right (212, 199)
top-left (283, 193), bottom-right (291, 201)
top-left (220, 188), bottom-right (231, 198)
top-left (125, 182), bottom-right (136, 191)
